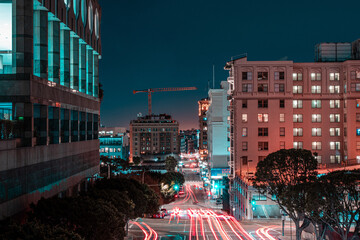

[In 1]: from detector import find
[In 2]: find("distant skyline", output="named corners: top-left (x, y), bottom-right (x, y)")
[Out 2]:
top-left (99, 0), bottom-right (360, 130)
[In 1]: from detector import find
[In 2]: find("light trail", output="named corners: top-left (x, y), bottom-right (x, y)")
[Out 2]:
top-left (229, 216), bottom-right (255, 240)
top-left (142, 222), bottom-right (158, 240)
top-left (130, 221), bottom-right (149, 240)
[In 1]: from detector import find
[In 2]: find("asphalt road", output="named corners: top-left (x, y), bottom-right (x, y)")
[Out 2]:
top-left (127, 163), bottom-right (294, 240)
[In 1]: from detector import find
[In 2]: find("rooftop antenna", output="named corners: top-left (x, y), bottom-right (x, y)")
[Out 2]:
top-left (212, 65), bottom-right (215, 89)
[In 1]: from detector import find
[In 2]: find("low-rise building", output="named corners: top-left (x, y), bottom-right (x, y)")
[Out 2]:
top-left (129, 114), bottom-right (180, 161)
top-left (99, 127), bottom-right (129, 160)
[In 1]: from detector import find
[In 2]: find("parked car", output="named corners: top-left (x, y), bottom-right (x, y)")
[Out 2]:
top-left (161, 208), bottom-right (168, 216)
top-left (152, 212), bottom-right (165, 219)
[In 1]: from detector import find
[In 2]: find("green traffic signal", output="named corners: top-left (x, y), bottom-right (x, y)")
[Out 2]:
top-left (251, 200), bottom-right (256, 205)
top-left (174, 184), bottom-right (179, 191)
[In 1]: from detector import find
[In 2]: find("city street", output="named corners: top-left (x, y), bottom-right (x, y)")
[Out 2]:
top-left (127, 167), bottom-right (296, 240)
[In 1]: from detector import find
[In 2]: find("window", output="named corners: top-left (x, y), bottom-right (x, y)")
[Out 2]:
top-left (293, 73), bottom-right (303, 81)
top-left (242, 114), bottom-right (247, 123)
top-left (242, 127), bottom-right (247, 137)
top-left (293, 86), bottom-right (303, 94)
top-left (311, 86), bottom-right (321, 93)
top-left (258, 114), bottom-right (269, 122)
top-left (312, 100), bottom-right (321, 108)
top-left (280, 141), bottom-right (285, 149)
top-left (242, 72), bottom-right (253, 80)
top-left (312, 114), bottom-right (321, 123)
top-left (330, 114), bottom-right (340, 122)
top-left (330, 100), bottom-right (340, 108)
top-left (293, 114), bottom-right (303, 122)
top-left (293, 100), bottom-right (303, 108)
top-left (293, 141), bottom-right (303, 149)
top-left (258, 84), bottom-right (268, 92)
top-left (274, 83), bottom-right (285, 92)
top-left (311, 73), bottom-right (321, 81)
top-left (312, 142), bottom-right (322, 150)
top-left (356, 113), bottom-right (360, 122)
top-left (280, 113), bottom-right (285, 122)
top-left (330, 128), bottom-right (341, 136)
top-left (330, 141), bottom-right (340, 150)
top-left (280, 127), bottom-right (285, 136)
top-left (258, 142), bottom-right (268, 151)
top-left (293, 128), bottom-right (303, 136)
top-left (357, 128), bottom-right (360, 136)
top-left (258, 128), bottom-right (268, 136)
top-left (330, 155), bottom-right (341, 163)
top-left (350, 71), bottom-right (360, 80)
top-left (275, 71), bottom-right (285, 80)
top-left (258, 99), bottom-right (268, 108)
top-left (351, 83), bottom-right (360, 92)
top-left (312, 128), bottom-right (322, 136)
top-left (329, 85), bottom-right (340, 93)
top-left (242, 99), bottom-right (247, 108)
top-left (242, 84), bottom-right (253, 92)
top-left (357, 142), bottom-right (360, 150)
top-left (316, 155), bottom-right (322, 164)
top-left (329, 73), bottom-right (340, 81)
top-left (357, 99), bottom-right (360, 108)
top-left (257, 72), bottom-right (268, 80)
top-left (242, 156), bottom-right (248, 165)
top-left (242, 142), bottom-right (248, 151)
top-left (280, 99), bottom-right (285, 108)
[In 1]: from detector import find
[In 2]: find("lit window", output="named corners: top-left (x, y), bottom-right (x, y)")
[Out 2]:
top-left (329, 85), bottom-right (340, 93)
top-left (356, 142), bottom-right (360, 150)
top-left (330, 141), bottom-right (340, 150)
top-left (312, 142), bottom-right (322, 150)
top-left (280, 113), bottom-right (285, 122)
top-left (312, 128), bottom-right (322, 136)
top-left (311, 100), bottom-right (321, 108)
top-left (293, 128), bottom-right (303, 136)
top-left (293, 141), bottom-right (303, 149)
top-left (242, 72), bottom-right (253, 80)
top-left (242, 127), bottom-right (248, 137)
top-left (311, 86), bottom-right (321, 94)
top-left (330, 114), bottom-right (340, 123)
top-left (316, 155), bottom-right (322, 164)
top-left (330, 100), bottom-right (340, 108)
top-left (293, 114), bottom-right (303, 123)
top-left (329, 73), bottom-right (340, 81)
top-left (293, 73), bottom-right (303, 81)
top-left (242, 114), bottom-right (247, 123)
top-left (258, 114), bottom-right (269, 122)
top-left (330, 128), bottom-right (340, 136)
top-left (293, 100), bottom-right (303, 108)
top-left (312, 114), bottom-right (321, 123)
top-left (356, 99), bottom-right (360, 108)
top-left (293, 86), bottom-right (303, 94)
top-left (357, 128), bottom-right (360, 136)
top-left (350, 71), bottom-right (360, 80)
top-left (311, 73), bottom-right (321, 81)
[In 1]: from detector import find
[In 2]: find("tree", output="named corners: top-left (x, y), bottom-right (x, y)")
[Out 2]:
top-left (165, 156), bottom-right (178, 172)
top-left (0, 220), bottom-right (83, 240)
top-left (316, 170), bottom-right (360, 240)
top-left (253, 149), bottom-right (318, 240)
top-left (30, 196), bottom-right (126, 240)
top-left (160, 172), bottom-right (185, 197)
top-left (133, 156), bottom-right (141, 166)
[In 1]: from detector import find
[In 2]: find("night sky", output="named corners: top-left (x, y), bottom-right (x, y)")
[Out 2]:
top-left (99, 0), bottom-right (360, 130)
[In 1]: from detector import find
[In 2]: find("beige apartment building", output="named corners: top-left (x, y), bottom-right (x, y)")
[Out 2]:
top-left (226, 46), bottom-right (360, 219)
top-left (129, 114), bottom-right (180, 161)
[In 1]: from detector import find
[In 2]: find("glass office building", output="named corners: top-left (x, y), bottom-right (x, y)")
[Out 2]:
top-left (0, 0), bottom-right (101, 219)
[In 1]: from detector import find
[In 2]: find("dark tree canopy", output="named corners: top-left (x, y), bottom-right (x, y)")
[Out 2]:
top-left (165, 156), bottom-right (178, 172)
top-left (253, 148), bottom-right (318, 240)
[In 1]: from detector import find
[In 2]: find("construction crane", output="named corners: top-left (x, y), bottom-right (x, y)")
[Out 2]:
top-left (133, 87), bottom-right (197, 116)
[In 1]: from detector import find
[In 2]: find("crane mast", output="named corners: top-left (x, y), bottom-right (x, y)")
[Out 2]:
top-left (133, 87), bottom-right (197, 116)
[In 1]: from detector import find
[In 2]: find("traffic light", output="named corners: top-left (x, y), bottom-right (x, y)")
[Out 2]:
top-left (214, 185), bottom-right (219, 189)
top-left (251, 200), bottom-right (256, 206)
top-left (174, 184), bottom-right (179, 191)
